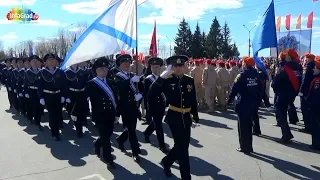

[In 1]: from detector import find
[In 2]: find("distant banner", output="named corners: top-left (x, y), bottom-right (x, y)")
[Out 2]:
top-left (270, 29), bottom-right (312, 57)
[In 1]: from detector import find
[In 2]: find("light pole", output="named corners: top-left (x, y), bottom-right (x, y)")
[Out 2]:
top-left (61, 23), bottom-right (75, 58)
top-left (242, 24), bottom-right (256, 56)
top-left (165, 36), bottom-right (173, 57)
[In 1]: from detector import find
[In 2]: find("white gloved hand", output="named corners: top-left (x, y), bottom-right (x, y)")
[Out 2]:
top-left (114, 116), bottom-right (120, 124)
top-left (66, 98), bottom-right (71, 103)
top-left (298, 92), bottom-right (303, 97)
top-left (160, 65), bottom-right (173, 78)
top-left (71, 115), bottom-right (77, 121)
top-left (40, 98), bottom-right (45, 105)
top-left (130, 75), bottom-right (140, 83)
top-left (14, 89), bottom-right (16, 93)
top-left (192, 122), bottom-right (200, 128)
top-left (8, 87), bottom-right (12, 91)
top-left (135, 93), bottom-right (143, 101)
top-left (25, 94), bottom-right (30, 98)
top-left (87, 97), bottom-right (90, 101)
top-left (61, 97), bottom-right (65, 103)
top-left (18, 93), bottom-right (23, 97)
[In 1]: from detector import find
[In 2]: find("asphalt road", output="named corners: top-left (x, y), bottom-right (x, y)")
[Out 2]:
top-left (0, 88), bottom-right (319, 180)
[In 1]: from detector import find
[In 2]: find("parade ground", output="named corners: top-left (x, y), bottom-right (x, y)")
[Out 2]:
top-left (0, 89), bottom-right (319, 180)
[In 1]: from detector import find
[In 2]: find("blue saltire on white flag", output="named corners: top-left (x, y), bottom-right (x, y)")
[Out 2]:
top-left (61, 0), bottom-right (137, 69)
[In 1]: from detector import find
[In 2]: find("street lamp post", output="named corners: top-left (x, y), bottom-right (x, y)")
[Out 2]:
top-left (61, 23), bottom-right (75, 58)
top-left (242, 24), bottom-right (256, 57)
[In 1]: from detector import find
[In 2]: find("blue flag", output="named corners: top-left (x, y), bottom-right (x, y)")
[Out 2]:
top-left (252, 0), bottom-right (277, 73)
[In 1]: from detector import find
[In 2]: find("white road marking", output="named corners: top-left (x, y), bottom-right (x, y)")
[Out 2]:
top-left (78, 174), bottom-right (107, 180)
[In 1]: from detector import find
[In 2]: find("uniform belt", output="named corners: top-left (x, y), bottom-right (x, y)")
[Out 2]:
top-left (168, 105), bottom-right (191, 114)
top-left (29, 86), bottom-right (38, 89)
top-left (69, 88), bottom-right (85, 92)
top-left (43, 89), bottom-right (61, 94)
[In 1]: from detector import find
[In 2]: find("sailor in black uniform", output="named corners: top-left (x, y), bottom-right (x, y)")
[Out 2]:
top-left (24, 55), bottom-right (42, 129)
top-left (85, 57), bottom-right (117, 169)
top-left (143, 57), bottom-right (168, 153)
top-left (16, 58), bottom-right (27, 117)
top-left (149, 55), bottom-right (199, 180)
top-left (38, 54), bottom-right (67, 141)
top-left (114, 54), bottom-right (143, 163)
top-left (1, 58), bottom-right (13, 109)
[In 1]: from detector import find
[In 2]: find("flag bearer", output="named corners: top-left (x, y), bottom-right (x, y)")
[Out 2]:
top-left (150, 55), bottom-right (199, 180)
top-left (85, 57), bottom-right (117, 169)
top-left (307, 56), bottom-right (320, 151)
top-left (65, 63), bottom-right (88, 138)
top-left (115, 54), bottom-right (143, 163)
top-left (38, 54), bottom-right (67, 141)
top-left (24, 55), bottom-right (42, 130)
top-left (272, 49), bottom-right (301, 143)
top-left (143, 57), bottom-right (168, 153)
top-left (228, 57), bottom-right (262, 154)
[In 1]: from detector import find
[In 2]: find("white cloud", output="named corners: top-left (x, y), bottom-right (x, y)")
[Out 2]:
top-left (0, 32), bottom-right (18, 40)
top-left (34, 19), bottom-right (61, 26)
top-left (138, 32), bottom-right (167, 47)
top-left (61, 0), bottom-right (145, 15)
top-left (0, 0), bottom-right (36, 6)
top-left (68, 27), bottom-right (87, 32)
top-left (139, 0), bottom-right (243, 25)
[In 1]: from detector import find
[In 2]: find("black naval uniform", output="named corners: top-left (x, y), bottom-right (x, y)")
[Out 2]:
top-left (150, 55), bottom-right (199, 180)
top-left (24, 63), bottom-right (42, 128)
top-left (65, 66), bottom-right (89, 137)
top-left (11, 65), bottom-right (20, 111)
top-left (17, 64), bottom-right (27, 117)
top-left (86, 57), bottom-right (116, 167)
top-left (1, 60), bottom-right (13, 107)
top-left (143, 57), bottom-right (166, 150)
top-left (38, 54), bottom-right (66, 140)
top-left (114, 54), bottom-right (142, 160)
top-left (108, 65), bottom-right (121, 122)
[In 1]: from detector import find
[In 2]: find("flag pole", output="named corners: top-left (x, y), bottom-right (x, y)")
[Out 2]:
top-left (309, 27), bottom-right (313, 52)
top-left (135, 0), bottom-right (138, 75)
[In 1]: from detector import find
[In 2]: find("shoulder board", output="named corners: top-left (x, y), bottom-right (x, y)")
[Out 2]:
top-left (234, 74), bottom-right (241, 83)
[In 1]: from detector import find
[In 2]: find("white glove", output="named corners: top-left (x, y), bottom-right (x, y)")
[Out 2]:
top-left (71, 115), bottom-right (77, 121)
top-left (40, 98), bottom-right (45, 105)
top-left (192, 122), bottom-right (200, 128)
top-left (14, 89), bottom-right (16, 93)
top-left (19, 93), bottom-right (23, 97)
top-left (66, 98), bottom-right (71, 103)
top-left (87, 97), bottom-right (90, 101)
top-left (25, 94), bottom-right (30, 98)
top-left (135, 93), bottom-right (143, 101)
top-left (130, 75), bottom-right (140, 83)
top-left (160, 65), bottom-right (173, 78)
top-left (298, 92), bottom-right (303, 97)
top-left (61, 97), bottom-right (65, 103)
top-left (114, 117), bottom-right (120, 124)
top-left (8, 87), bottom-right (11, 91)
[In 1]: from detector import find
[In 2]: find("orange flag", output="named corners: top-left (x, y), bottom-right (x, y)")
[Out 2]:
top-left (276, 16), bottom-right (281, 32)
top-left (296, 14), bottom-right (302, 29)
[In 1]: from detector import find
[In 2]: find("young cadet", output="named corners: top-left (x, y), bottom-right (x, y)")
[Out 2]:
top-left (114, 54), bottom-right (143, 163)
top-left (24, 55), bottom-right (42, 130)
top-left (65, 62), bottom-right (88, 138)
top-left (272, 49), bottom-right (301, 143)
top-left (11, 58), bottom-right (20, 111)
top-left (1, 58), bottom-right (13, 109)
top-left (38, 54), bottom-right (67, 141)
top-left (149, 55), bottom-right (199, 180)
top-left (85, 57), bottom-right (117, 169)
top-left (306, 56), bottom-right (320, 151)
top-left (228, 57), bottom-right (262, 154)
top-left (16, 58), bottom-right (27, 117)
top-left (143, 57), bottom-right (168, 153)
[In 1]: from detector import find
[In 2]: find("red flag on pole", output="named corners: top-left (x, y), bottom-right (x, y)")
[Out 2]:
top-left (149, 20), bottom-right (157, 57)
top-left (307, 11), bottom-right (314, 28)
top-left (285, 14), bottom-right (291, 30)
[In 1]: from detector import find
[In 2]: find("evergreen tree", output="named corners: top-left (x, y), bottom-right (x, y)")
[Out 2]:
top-left (174, 18), bottom-right (193, 57)
top-left (205, 17), bottom-right (223, 58)
top-left (201, 31), bottom-right (207, 57)
top-left (191, 22), bottom-right (205, 58)
top-left (221, 21), bottom-right (233, 58)
top-left (231, 43), bottom-right (240, 57)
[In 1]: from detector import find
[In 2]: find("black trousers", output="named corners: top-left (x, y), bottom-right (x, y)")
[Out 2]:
top-left (288, 102), bottom-right (299, 124)
top-left (44, 93), bottom-right (63, 137)
top-left (275, 97), bottom-right (294, 140)
top-left (18, 95), bottom-right (26, 115)
top-left (163, 111), bottom-right (191, 180)
top-left (95, 121), bottom-right (114, 163)
top-left (26, 90), bottom-right (42, 125)
top-left (70, 92), bottom-right (88, 135)
top-left (237, 111), bottom-right (254, 152)
top-left (6, 87), bottom-right (13, 107)
top-left (301, 97), bottom-right (312, 132)
top-left (117, 109), bottom-right (140, 155)
top-left (252, 105), bottom-right (261, 134)
top-left (12, 92), bottom-right (19, 111)
top-left (144, 112), bottom-right (165, 147)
